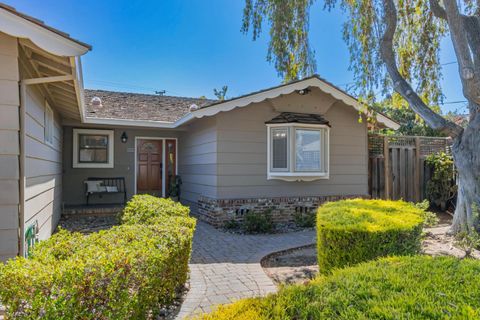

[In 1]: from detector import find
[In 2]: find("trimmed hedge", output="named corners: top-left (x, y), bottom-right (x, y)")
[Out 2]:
top-left (197, 256), bottom-right (480, 319)
top-left (120, 194), bottom-right (190, 225)
top-left (316, 199), bottom-right (425, 272)
top-left (0, 196), bottom-right (195, 319)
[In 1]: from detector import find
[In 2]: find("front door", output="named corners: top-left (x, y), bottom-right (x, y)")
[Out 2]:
top-left (137, 139), bottom-right (163, 196)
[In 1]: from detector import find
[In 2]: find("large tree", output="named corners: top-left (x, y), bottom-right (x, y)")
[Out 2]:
top-left (242, 0), bottom-right (479, 233)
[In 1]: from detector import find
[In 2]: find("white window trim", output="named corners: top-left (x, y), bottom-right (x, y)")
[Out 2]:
top-left (44, 101), bottom-right (54, 147)
top-left (267, 123), bottom-right (330, 182)
top-left (72, 128), bottom-right (114, 168)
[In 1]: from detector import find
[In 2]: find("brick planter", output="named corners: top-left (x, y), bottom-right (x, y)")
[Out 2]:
top-left (196, 195), bottom-right (367, 227)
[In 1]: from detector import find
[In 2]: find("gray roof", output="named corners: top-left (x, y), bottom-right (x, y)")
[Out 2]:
top-left (265, 112), bottom-right (330, 126)
top-left (84, 90), bottom-right (216, 122)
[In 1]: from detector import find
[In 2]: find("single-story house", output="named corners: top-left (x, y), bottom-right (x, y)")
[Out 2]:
top-left (0, 4), bottom-right (399, 261)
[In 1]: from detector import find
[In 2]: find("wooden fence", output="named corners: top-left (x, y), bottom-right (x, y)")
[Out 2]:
top-left (368, 135), bottom-right (451, 202)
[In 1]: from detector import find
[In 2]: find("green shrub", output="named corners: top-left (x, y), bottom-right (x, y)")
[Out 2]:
top-left (197, 256), bottom-right (480, 319)
top-left (293, 211), bottom-right (316, 228)
top-left (0, 196), bottom-right (195, 319)
top-left (316, 199), bottom-right (425, 273)
top-left (244, 210), bottom-right (273, 234)
top-left (224, 219), bottom-right (240, 230)
top-left (425, 152), bottom-right (456, 210)
top-left (120, 194), bottom-right (190, 225)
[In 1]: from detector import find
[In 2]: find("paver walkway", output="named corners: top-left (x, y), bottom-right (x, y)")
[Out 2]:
top-left (175, 221), bottom-right (316, 319)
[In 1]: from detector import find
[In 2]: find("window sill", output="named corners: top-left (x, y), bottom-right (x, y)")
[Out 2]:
top-left (267, 172), bottom-right (329, 182)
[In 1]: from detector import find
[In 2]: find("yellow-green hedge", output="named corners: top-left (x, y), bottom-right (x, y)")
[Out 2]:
top-left (317, 199), bottom-right (425, 272)
top-left (0, 196), bottom-right (195, 319)
top-left (197, 256), bottom-right (480, 319)
top-left (120, 194), bottom-right (190, 225)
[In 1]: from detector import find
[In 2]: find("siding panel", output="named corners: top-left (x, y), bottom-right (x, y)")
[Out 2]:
top-left (215, 99), bottom-right (369, 199)
top-left (0, 32), bottom-right (19, 260)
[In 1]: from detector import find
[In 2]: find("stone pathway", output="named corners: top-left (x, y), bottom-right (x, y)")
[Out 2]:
top-left (175, 221), bottom-right (316, 319)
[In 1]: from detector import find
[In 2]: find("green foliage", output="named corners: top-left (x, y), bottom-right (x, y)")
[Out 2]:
top-left (455, 204), bottom-right (480, 258)
top-left (425, 152), bottom-right (456, 210)
top-left (0, 196), bottom-right (196, 319)
top-left (224, 219), bottom-right (241, 230)
top-left (213, 85), bottom-right (228, 100)
top-left (316, 199), bottom-right (425, 272)
top-left (293, 211), bottom-right (316, 228)
top-left (120, 194), bottom-right (190, 225)
top-left (196, 256), bottom-right (480, 319)
top-left (241, 0), bottom-right (447, 110)
top-left (242, 0), bottom-right (316, 82)
top-left (372, 97), bottom-right (444, 136)
top-left (414, 199), bottom-right (439, 227)
top-left (244, 210), bottom-right (274, 234)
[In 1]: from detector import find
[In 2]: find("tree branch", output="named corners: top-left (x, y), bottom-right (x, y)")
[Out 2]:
top-left (443, 0), bottom-right (480, 107)
top-left (429, 0), bottom-right (480, 117)
top-left (381, 0), bottom-right (464, 138)
top-left (429, 0), bottom-right (447, 19)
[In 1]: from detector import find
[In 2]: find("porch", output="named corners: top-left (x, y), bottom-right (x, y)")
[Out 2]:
top-left (61, 126), bottom-right (180, 208)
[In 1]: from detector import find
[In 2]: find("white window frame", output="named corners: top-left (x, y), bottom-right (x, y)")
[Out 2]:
top-left (44, 101), bottom-right (54, 146)
top-left (72, 128), bottom-right (114, 168)
top-left (267, 123), bottom-right (330, 181)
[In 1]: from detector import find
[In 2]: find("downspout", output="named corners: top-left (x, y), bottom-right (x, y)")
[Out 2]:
top-left (18, 82), bottom-right (26, 257)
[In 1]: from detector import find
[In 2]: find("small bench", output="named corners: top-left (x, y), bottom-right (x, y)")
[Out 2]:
top-left (84, 177), bottom-right (127, 205)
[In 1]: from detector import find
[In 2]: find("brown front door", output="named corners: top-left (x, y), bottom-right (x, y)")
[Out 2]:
top-left (137, 139), bottom-right (163, 196)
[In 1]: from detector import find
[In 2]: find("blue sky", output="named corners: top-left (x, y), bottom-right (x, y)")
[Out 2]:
top-left (7, 0), bottom-right (467, 113)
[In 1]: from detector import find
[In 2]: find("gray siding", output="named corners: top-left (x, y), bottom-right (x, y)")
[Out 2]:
top-left (0, 32), bottom-right (20, 261)
top-left (23, 85), bottom-right (63, 241)
top-left (178, 117), bottom-right (218, 209)
top-left (62, 126), bottom-right (179, 205)
top-left (214, 98), bottom-right (369, 199)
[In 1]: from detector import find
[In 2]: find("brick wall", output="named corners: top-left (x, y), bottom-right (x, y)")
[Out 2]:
top-left (196, 195), bottom-right (367, 227)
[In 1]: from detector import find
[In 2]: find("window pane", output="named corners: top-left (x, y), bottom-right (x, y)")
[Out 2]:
top-left (295, 129), bottom-right (321, 171)
top-left (79, 149), bottom-right (95, 162)
top-left (79, 135), bottom-right (108, 148)
top-left (78, 134), bottom-right (109, 163)
top-left (272, 128), bottom-right (288, 169)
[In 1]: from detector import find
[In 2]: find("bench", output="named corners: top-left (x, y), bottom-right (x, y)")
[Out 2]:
top-left (84, 177), bottom-right (127, 205)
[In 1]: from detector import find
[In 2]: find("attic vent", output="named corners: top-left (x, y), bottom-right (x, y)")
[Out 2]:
top-left (189, 104), bottom-right (199, 112)
top-left (91, 96), bottom-right (103, 107)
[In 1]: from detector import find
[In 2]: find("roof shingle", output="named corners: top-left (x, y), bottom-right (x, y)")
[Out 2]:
top-left (84, 90), bottom-right (216, 123)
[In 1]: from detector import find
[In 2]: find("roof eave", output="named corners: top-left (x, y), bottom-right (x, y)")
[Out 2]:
top-left (0, 6), bottom-right (90, 57)
top-left (177, 76), bottom-right (400, 130)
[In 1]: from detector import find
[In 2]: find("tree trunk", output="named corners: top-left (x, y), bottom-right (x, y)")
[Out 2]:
top-left (450, 115), bottom-right (480, 233)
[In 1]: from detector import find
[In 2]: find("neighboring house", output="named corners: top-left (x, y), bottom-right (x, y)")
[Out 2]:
top-left (0, 4), bottom-right (399, 261)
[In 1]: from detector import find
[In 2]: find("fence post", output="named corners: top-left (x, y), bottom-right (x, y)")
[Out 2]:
top-left (414, 137), bottom-right (421, 202)
top-left (383, 136), bottom-right (390, 199)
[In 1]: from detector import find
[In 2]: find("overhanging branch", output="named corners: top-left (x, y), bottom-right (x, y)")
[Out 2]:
top-left (381, 0), bottom-right (464, 138)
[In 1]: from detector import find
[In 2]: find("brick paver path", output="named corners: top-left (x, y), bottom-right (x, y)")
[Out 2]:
top-left (175, 221), bottom-right (316, 318)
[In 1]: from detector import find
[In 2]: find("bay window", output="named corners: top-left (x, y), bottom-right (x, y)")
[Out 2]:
top-left (267, 124), bottom-right (329, 181)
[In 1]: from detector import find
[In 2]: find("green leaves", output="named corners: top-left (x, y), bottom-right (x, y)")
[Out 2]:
top-left (316, 199), bottom-right (425, 273)
top-left (0, 196), bottom-right (195, 319)
top-left (200, 256), bottom-right (480, 319)
top-left (242, 0), bottom-right (316, 82)
top-left (242, 0), bottom-right (447, 110)
top-left (425, 152), bottom-right (456, 209)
